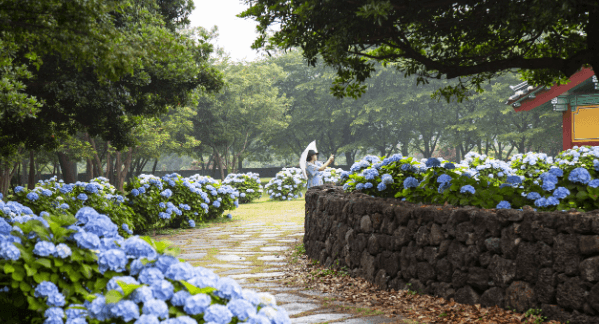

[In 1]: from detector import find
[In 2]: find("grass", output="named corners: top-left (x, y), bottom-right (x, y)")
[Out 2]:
top-left (260, 177), bottom-right (273, 186)
top-left (227, 195), bottom-right (305, 225)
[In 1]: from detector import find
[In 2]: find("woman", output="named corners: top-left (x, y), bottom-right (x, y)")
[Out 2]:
top-left (305, 150), bottom-right (334, 188)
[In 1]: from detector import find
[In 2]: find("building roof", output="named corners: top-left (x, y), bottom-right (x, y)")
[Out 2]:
top-left (505, 68), bottom-right (596, 112)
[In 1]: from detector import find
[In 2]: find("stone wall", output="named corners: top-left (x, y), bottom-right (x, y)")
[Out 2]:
top-left (304, 185), bottom-right (599, 324)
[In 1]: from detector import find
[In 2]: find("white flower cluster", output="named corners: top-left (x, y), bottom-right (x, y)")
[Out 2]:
top-left (265, 168), bottom-right (306, 201)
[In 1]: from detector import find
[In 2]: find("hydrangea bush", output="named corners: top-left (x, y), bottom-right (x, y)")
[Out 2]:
top-left (222, 173), bottom-right (263, 204)
top-left (322, 168), bottom-right (345, 185)
top-left (0, 204), bottom-right (290, 324)
top-left (341, 146), bottom-right (599, 212)
top-left (125, 173), bottom-right (240, 231)
top-left (7, 176), bottom-right (136, 237)
top-left (264, 168), bottom-right (306, 201)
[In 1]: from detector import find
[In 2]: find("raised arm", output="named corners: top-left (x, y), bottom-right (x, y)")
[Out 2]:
top-left (318, 155), bottom-right (335, 171)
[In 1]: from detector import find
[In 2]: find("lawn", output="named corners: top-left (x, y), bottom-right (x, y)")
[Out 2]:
top-left (227, 195), bottom-right (305, 226)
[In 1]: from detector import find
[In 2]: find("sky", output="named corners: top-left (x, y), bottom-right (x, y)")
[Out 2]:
top-left (188, 0), bottom-right (263, 62)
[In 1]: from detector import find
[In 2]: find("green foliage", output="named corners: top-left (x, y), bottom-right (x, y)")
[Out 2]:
top-left (222, 173), bottom-right (263, 203)
top-left (241, 0), bottom-right (596, 101)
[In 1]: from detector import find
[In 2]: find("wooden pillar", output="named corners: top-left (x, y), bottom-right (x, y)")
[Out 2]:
top-left (562, 107), bottom-right (573, 150)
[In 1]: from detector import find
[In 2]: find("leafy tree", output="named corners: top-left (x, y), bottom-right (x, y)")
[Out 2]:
top-left (240, 0), bottom-right (598, 100)
top-left (191, 58), bottom-right (290, 179)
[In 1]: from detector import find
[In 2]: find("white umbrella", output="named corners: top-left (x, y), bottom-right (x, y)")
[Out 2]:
top-left (300, 141), bottom-right (318, 178)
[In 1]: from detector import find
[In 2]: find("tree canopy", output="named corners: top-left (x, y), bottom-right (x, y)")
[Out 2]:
top-left (240, 0), bottom-right (598, 100)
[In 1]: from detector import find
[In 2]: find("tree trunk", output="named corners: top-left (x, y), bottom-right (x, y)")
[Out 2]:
top-left (87, 135), bottom-right (103, 177)
top-left (86, 158), bottom-right (94, 181)
top-left (114, 147), bottom-right (133, 191)
top-left (105, 143), bottom-right (113, 181)
top-left (344, 152), bottom-right (354, 166)
top-left (0, 159), bottom-right (18, 197)
top-left (213, 149), bottom-right (225, 180)
top-left (28, 150), bottom-right (35, 189)
top-left (21, 157), bottom-right (28, 186)
top-left (57, 152), bottom-right (77, 184)
top-left (238, 156), bottom-right (243, 173)
top-left (151, 158), bottom-right (159, 174)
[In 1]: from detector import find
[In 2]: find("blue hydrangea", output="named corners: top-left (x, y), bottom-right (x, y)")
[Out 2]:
top-left (546, 196), bottom-right (560, 206)
top-left (107, 276), bottom-right (139, 294)
top-left (171, 290), bottom-right (191, 307)
top-left (14, 186), bottom-right (25, 193)
top-left (41, 189), bottom-right (53, 197)
top-left (111, 300), bottom-right (140, 322)
top-left (215, 277), bottom-right (242, 300)
top-left (77, 193), bottom-right (88, 201)
top-left (377, 182), bottom-right (386, 191)
top-left (403, 177), bottom-right (419, 189)
top-left (98, 249), bottom-right (128, 273)
top-left (362, 168), bottom-right (379, 180)
top-left (204, 304), bottom-right (233, 324)
top-left (85, 183), bottom-right (98, 194)
top-left (541, 181), bottom-right (556, 192)
top-left (213, 201), bottom-right (221, 208)
top-left (73, 232), bottom-right (100, 249)
top-left (425, 158), bottom-right (441, 168)
top-left (381, 174), bottom-right (394, 185)
top-left (34, 241), bottom-right (57, 257)
top-left (35, 281), bottom-right (59, 298)
top-left (535, 197), bottom-right (548, 208)
top-left (443, 162), bottom-right (455, 170)
top-left (138, 187), bottom-right (146, 194)
top-left (363, 182), bottom-right (373, 189)
top-left (27, 192), bottom-right (39, 201)
top-left (437, 174), bottom-right (452, 184)
top-left (227, 299), bottom-right (257, 321)
top-left (247, 315), bottom-right (271, 324)
top-left (459, 185), bottom-right (475, 194)
top-left (0, 218), bottom-right (11, 235)
top-left (142, 299), bottom-right (169, 319)
top-left (552, 187), bottom-right (570, 199)
top-left (45, 307), bottom-right (65, 320)
top-left (59, 203), bottom-right (70, 209)
top-left (188, 220), bottom-right (195, 228)
top-left (496, 201), bottom-right (511, 209)
top-left (184, 293), bottom-right (212, 315)
top-left (46, 291), bottom-right (66, 307)
top-left (506, 175), bottom-right (522, 184)
top-left (355, 183), bottom-right (365, 190)
top-left (135, 314), bottom-right (160, 324)
top-left (165, 262), bottom-right (195, 281)
top-left (549, 168), bottom-right (564, 177)
top-left (131, 189), bottom-right (140, 197)
top-left (400, 163), bottom-right (411, 171)
top-left (132, 286), bottom-right (154, 304)
top-left (160, 189), bottom-right (173, 198)
top-left (569, 167), bottom-right (591, 184)
top-left (122, 237), bottom-right (157, 260)
top-left (65, 304), bottom-right (87, 320)
top-left (159, 202), bottom-right (166, 209)
top-left (589, 179), bottom-right (599, 188)
top-left (83, 214), bottom-right (118, 237)
top-left (139, 268), bottom-right (165, 285)
top-left (150, 280), bottom-right (174, 300)
top-left (0, 243), bottom-right (20, 260)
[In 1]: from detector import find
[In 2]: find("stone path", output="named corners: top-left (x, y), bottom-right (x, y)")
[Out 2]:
top-left (156, 220), bottom-right (407, 324)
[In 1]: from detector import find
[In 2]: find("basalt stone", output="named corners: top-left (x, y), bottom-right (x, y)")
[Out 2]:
top-left (579, 235), bottom-right (599, 255)
top-left (374, 269), bottom-right (389, 290)
top-left (430, 223), bottom-right (444, 246)
top-left (497, 209), bottom-right (524, 223)
top-left (454, 285), bottom-right (480, 305)
top-left (392, 227), bottom-right (412, 250)
top-left (380, 216), bottom-right (395, 235)
top-left (489, 255), bottom-right (516, 288)
top-left (423, 246), bottom-right (439, 264)
top-left (536, 241), bottom-right (554, 268)
top-left (553, 233), bottom-right (580, 275)
top-left (592, 217), bottom-right (599, 235)
top-left (413, 207), bottom-right (436, 225)
top-left (580, 256), bottom-right (599, 282)
top-left (379, 251), bottom-right (399, 277)
top-left (557, 277), bottom-right (586, 311)
top-left (456, 222), bottom-right (474, 243)
top-left (349, 250), bottom-right (362, 268)
top-left (535, 268), bottom-right (557, 304)
top-left (417, 262), bottom-right (436, 282)
top-left (438, 239), bottom-right (451, 258)
top-left (484, 238), bottom-right (502, 254)
top-left (448, 241), bottom-right (470, 271)
top-left (516, 242), bottom-right (539, 283)
top-left (436, 258), bottom-right (453, 283)
top-left (479, 251), bottom-right (492, 268)
top-left (452, 269), bottom-right (468, 289)
top-left (468, 267), bottom-right (490, 291)
top-left (414, 226), bottom-right (430, 247)
top-left (573, 216), bottom-right (593, 234)
top-left (532, 222), bottom-right (557, 245)
top-left (434, 208), bottom-right (450, 224)
top-left (484, 212), bottom-right (501, 237)
top-left (541, 304), bottom-right (572, 324)
top-left (505, 281), bottom-right (537, 313)
top-left (371, 213), bottom-right (383, 232)
top-left (360, 215), bottom-right (373, 233)
top-left (367, 234), bottom-right (381, 255)
top-left (394, 206), bottom-right (411, 226)
top-left (360, 251), bottom-right (376, 282)
top-left (407, 278), bottom-right (429, 295)
top-left (588, 282), bottom-right (599, 313)
top-left (432, 282), bottom-right (455, 300)
top-left (501, 224), bottom-right (522, 259)
top-left (389, 276), bottom-right (406, 291)
top-left (480, 287), bottom-right (505, 308)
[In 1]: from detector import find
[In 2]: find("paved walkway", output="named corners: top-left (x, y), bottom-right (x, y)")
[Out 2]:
top-left (156, 220), bottom-right (405, 324)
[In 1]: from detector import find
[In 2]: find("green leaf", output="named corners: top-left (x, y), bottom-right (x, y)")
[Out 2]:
top-left (181, 280), bottom-right (216, 295)
top-left (576, 191), bottom-right (589, 200)
top-left (105, 290), bottom-right (124, 304)
top-left (117, 281), bottom-right (144, 297)
top-left (81, 264), bottom-right (93, 279)
top-left (12, 269), bottom-right (25, 281)
top-left (24, 263), bottom-right (37, 276)
top-left (4, 263), bottom-right (15, 274)
top-left (27, 296), bottom-right (43, 311)
top-left (35, 258), bottom-right (53, 268)
top-left (54, 259), bottom-right (64, 267)
top-left (19, 280), bottom-right (31, 292)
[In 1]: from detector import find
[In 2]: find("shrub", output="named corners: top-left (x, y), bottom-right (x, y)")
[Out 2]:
top-left (8, 176), bottom-right (136, 237)
top-left (341, 146), bottom-right (599, 212)
top-left (322, 167), bottom-right (345, 184)
top-left (125, 173), bottom-right (239, 231)
top-left (265, 168), bottom-right (306, 201)
top-left (222, 173), bottom-right (263, 204)
top-left (0, 203), bottom-right (290, 324)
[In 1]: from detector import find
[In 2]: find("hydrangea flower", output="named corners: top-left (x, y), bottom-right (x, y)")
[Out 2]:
top-left (98, 249), bottom-right (128, 273)
top-left (34, 241), bottom-right (57, 257)
top-left (496, 201), bottom-right (511, 209)
top-left (27, 192), bottom-right (39, 201)
top-left (184, 294), bottom-right (211, 315)
top-left (403, 177), bottom-right (419, 189)
top-left (131, 189), bottom-right (140, 197)
top-left (111, 300), bottom-right (140, 322)
top-left (569, 167), bottom-right (591, 184)
top-left (381, 174), bottom-right (394, 185)
top-left (459, 185), bottom-right (475, 194)
top-left (589, 179), bottom-right (599, 188)
top-left (377, 182), bottom-right (386, 191)
top-left (425, 158), bottom-right (441, 168)
top-left (142, 299), bottom-right (169, 319)
top-left (77, 193), bottom-right (88, 201)
top-left (139, 268), bottom-right (166, 285)
top-left (150, 280), bottom-right (174, 300)
top-left (227, 299), bottom-right (257, 321)
top-left (160, 189), bottom-right (173, 198)
top-left (553, 187), bottom-right (570, 199)
top-left (204, 304), bottom-right (233, 324)
top-left (526, 192), bottom-right (541, 200)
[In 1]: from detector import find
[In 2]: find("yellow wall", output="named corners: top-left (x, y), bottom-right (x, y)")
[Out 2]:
top-left (572, 105), bottom-right (599, 142)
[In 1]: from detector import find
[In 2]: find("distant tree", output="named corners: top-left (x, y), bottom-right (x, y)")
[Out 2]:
top-left (241, 0), bottom-right (598, 100)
